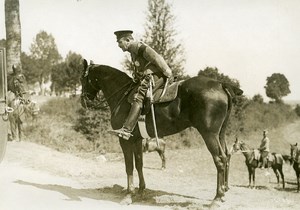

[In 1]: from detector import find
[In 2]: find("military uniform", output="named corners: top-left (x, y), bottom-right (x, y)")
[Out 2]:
top-left (109, 30), bottom-right (172, 140)
top-left (258, 130), bottom-right (270, 168)
top-left (128, 41), bottom-right (171, 106)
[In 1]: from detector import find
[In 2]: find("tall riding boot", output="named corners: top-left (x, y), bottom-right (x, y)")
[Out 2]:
top-left (109, 102), bottom-right (141, 140)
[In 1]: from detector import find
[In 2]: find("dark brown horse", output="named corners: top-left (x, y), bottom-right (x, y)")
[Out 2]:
top-left (80, 60), bottom-right (243, 203)
top-left (232, 138), bottom-right (287, 188)
top-left (290, 143), bottom-right (300, 192)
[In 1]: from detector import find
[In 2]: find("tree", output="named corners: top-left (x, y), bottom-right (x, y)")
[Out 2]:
top-left (295, 104), bottom-right (300, 117)
top-left (123, 0), bottom-right (186, 79)
top-left (29, 31), bottom-right (62, 95)
top-left (264, 73), bottom-right (290, 103)
top-left (21, 52), bottom-right (40, 85)
top-left (252, 94), bottom-right (264, 104)
top-left (198, 67), bottom-right (240, 88)
top-left (5, 0), bottom-right (22, 73)
top-left (143, 0), bottom-right (185, 78)
top-left (51, 62), bottom-right (68, 95)
top-left (64, 51), bottom-right (83, 94)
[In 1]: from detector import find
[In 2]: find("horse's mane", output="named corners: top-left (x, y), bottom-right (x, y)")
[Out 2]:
top-left (90, 64), bottom-right (132, 85)
top-left (240, 141), bottom-right (252, 151)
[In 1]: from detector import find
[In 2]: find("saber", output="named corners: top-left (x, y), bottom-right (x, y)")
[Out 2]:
top-left (149, 75), bottom-right (160, 148)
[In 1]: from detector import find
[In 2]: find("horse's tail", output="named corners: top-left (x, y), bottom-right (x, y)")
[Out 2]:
top-left (222, 83), bottom-right (243, 98)
top-left (219, 83), bottom-right (243, 155)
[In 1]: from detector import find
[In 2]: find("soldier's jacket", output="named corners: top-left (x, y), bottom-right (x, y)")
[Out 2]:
top-left (128, 41), bottom-right (172, 81)
top-left (259, 137), bottom-right (270, 152)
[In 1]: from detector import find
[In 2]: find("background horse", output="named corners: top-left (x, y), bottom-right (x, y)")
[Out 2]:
top-left (142, 138), bottom-right (166, 169)
top-left (232, 138), bottom-right (287, 188)
top-left (80, 60), bottom-right (243, 204)
top-left (290, 143), bottom-right (300, 192)
top-left (7, 67), bottom-right (31, 141)
top-left (7, 91), bottom-right (26, 141)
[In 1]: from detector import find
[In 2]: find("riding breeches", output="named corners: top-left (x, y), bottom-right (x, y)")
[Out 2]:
top-left (133, 74), bottom-right (166, 107)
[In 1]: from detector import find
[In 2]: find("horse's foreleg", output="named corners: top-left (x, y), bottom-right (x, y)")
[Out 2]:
top-left (297, 172), bottom-right (300, 192)
top-left (253, 169), bottom-right (256, 188)
top-left (247, 167), bottom-right (252, 187)
top-left (133, 139), bottom-right (145, 197)
top-left (119, 139), bottom-right (134, 204)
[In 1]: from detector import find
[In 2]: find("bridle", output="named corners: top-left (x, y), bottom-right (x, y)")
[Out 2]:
top-left (81, 68), bottom-right (135, 112)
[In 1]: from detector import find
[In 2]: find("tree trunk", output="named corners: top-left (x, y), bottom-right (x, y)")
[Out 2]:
top-left (5, 0), bottom-right (22, 74)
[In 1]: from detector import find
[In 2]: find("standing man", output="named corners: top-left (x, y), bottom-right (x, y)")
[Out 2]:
top-left (258, 130), bottom-right (270, 169)
top-left (109, 30), bottom-right (172, 140)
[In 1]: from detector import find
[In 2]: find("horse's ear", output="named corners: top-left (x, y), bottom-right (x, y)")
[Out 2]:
top-left (234, 137), bottom-right (239, 143)
top-left (82, 59), bottom-right (88, 71)
top-left (296, 143), bottom-right (298, 146)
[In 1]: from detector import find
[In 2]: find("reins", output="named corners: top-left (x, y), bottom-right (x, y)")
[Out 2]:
top-left (83, 69), bottom-right (134, 112)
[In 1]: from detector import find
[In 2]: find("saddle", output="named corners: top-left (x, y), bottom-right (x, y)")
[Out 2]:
top-left (128, 80), bottom-right (183, 114)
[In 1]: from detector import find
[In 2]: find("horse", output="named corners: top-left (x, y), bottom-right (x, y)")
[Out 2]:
top-left (290, 143), bottom-right (300, 192)
top-left (7, 91), bottom-right (26, 141)
top-left (7, 66), bottom-right (31, 141)
top-left (142, 138), bottom-right (166, 169)
top-left (232, 138), bottom-right (287, 188)
top-left (80, 60), bottom-right (243, 204)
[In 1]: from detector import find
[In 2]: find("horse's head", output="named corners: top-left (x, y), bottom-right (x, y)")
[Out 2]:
top-left (80, 59), bottom-right (100, 109)
top-left (7, 65), bottom-right (30, 102)
top-left (231, 137), bottom-right (248, 154)
top-left (290, 143), bottom-right (299, 162)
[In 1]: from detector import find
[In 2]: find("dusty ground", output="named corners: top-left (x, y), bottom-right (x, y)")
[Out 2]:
top-left (1, 120), bottom-right (300, 209)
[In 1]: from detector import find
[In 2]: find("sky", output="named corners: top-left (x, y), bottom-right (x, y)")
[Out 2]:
top-left (1, 0), bottom-right (300, 101)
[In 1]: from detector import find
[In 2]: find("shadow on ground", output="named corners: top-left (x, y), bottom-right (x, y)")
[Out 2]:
top-left (15, 180), bottom-right (211, 209)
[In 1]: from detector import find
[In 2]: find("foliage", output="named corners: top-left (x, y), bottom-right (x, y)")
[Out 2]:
top-left (64, 51), bottom-right (83, 93)
top-left (23, 97), bottom-right (96, 153)
top-left (74, 93), bottom-right (121, 153)
top-left (51, 62), bottom-right (69, 94)
top-left (198, 66), bottom-right (240, 88)
top-left (122, 0), bottom-right (186, 79)
top-left (143, 0), bottom-right (185, 78)
top-left (29, 31), bottom-right (62, 88)
top-left (21, 52), bottom-right (40, 84)
top-left (252, 94), bottom-right (264, 104)
top-left (264, 73), bottom-right (291, 103)
top-left (295, 104), bottom-right (300, 117)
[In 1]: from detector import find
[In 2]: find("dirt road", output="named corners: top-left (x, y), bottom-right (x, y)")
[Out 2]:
top-left (1, 120), bottom-right (300, 210)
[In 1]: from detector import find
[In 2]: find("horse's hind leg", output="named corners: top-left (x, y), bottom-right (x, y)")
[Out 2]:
top-left (277, 166), bottom-right (285, 188)
top-left (201, 132), bottom-right (226, 201)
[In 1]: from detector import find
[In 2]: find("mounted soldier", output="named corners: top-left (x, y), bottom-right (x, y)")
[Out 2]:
top-left (109, 30), bottom-right (172, 140)
top-left (258, 129), bottom-right (270, 169)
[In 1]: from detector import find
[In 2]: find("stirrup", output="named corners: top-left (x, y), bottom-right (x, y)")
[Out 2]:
top-left (108, 128), bottom-right (133, 140)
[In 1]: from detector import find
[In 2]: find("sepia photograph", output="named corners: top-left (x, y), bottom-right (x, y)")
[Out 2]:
top-left (1, 0), bottom-right (300, 209)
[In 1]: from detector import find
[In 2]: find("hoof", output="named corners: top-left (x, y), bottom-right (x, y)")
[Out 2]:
top-left (161, 167), bottom-right (166, 170)
top-left (209, 199), bottom-right (222, 209)
top-left (120, 194), bottom-right (132, 205)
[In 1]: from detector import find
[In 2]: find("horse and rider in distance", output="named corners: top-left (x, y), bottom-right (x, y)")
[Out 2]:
top-left (232, 130), bottom-right (290, 189)
top-left (80, 29), bottom-right (243, 204)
